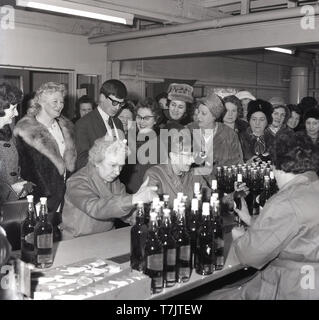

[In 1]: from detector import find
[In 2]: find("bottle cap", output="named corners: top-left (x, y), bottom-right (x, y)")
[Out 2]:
top-left (163, 194), bottom-right (169, 202)
top-left (270, 171), bottom-right (275, 179)
top-left (194, 182), bottom-right (200, 194)
top-left (152, 197), bottom-right (160, 207)
top-left (202, 203), bottom-right (210, 216)
top-left (27, 195), bottom-right (34, 203)
top-left (191, 198), bottom-right (198, 211)
top-left (211, 193), bottom-right (219, 202)
top-left (159, 201), bottom-right (164, 207)
top-left (163, 208), bottom-right (170, 216)
top-left (137, 201), bottom-right (144, 207)
top-left (211, 179), bottom-right (217, 190)
top-left (237, 173), bottom-right (243, 182)
top-left (40, 197), bottom-right (47, 204)
top-left (182, 195), bottom-right (188, 203)
top-left (177, 192), bottom-right (184, 200)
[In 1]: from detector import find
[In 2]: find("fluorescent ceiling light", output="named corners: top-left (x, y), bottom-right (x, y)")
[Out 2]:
top-left (265, 47), bottom-right (294, 55)
top-left (16, 0), bottom-right (134, 25)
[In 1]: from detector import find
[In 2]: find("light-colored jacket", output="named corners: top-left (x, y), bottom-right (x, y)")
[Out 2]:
top-left (61, 163), bottom-right (133, 240)
top-left (232, 171), bottom-right (319, 300)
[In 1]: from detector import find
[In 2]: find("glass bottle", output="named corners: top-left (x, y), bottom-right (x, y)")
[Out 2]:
top-left (34, 197), bottom-right (53, 269)
top-left (145, 211), bottom-right (164, 294)
top-left (160, 208), bottom-right (177, 288)
top-left (130, 201), bottom-right (148, 272)
top-left (21, 195), bottom-right (37, 264)
top-left (212, 200), bottom-right (224, 270)
top-left (189, 198), bottom-right (199, 269)
top-left (259, 176), bottom-right (272, 209)
top-left (175, 205), bottom-right (192, 283)
top-left (196, 203), bottom-right (215, 275)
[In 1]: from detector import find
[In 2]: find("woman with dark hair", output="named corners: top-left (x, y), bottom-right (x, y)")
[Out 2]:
top-left (206, 131), bottom-right (319, 299)
top-left (0, 83), bottom-right (33, 201)
top-left (265, 104), bottom-right (291, 137)
top-left (72, 95), bottom-right (95, 123)
top-left (162, 83), bottom-right (193, 130)
top-left (120, 97), bottom-right (162, 194)
top-left (14, 82), bottom-right (77, 241)
top-left (302, 108), bottom-right (319, 145)
top-left (117, 101), bottom-right (135, 136)
top-left (222, 95), bottom-right (249, 135)
top-left (155, 92), bottom-right (169, 127)
top-left (239, 99), bottom-right (274, 163)
top-left (287, 104), bottom-right (302, 131)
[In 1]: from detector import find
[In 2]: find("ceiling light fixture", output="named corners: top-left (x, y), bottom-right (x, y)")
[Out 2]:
top-left (265, 47), bottom-right (294, 55)
top-left (16, 0), bottom-right (134, 25)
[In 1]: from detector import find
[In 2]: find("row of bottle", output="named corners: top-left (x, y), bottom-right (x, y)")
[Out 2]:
top-left (20, 196), bottom-right (53, 268)
top-left (215, 161), bottom-right (278, 195)
top-left (130, 196), bottom-right (224, 294)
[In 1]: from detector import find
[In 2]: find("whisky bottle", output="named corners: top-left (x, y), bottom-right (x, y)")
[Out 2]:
top-left (130, 201), bottom-right (148, 272)
top-left (21, 195), bottom-right (36, 264)
top-left (175, 205), bottom-right (192, 283)
top-left (212, 200), bottom-right (224, 270)
top-left (34, 197), bottom-right (53, 269)
top-left (196, 202), bottom-right (214, 275)
top-left (160, 209), bottom-right (177, 288)
top-left (145, 211), bottom-right (164, 294)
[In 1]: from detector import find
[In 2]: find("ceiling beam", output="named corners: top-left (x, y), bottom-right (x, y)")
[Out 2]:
top-left (106, 16), bottom-right (319, 60)
top-left (67, 0), bottom-right (226, 24)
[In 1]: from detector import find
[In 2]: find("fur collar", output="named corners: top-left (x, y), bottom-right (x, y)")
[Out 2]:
top-left (14, 114), bottom-right (77, 175)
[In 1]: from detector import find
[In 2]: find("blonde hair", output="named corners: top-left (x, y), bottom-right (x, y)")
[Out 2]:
top-left (33, 82), bottom-right (66, 104)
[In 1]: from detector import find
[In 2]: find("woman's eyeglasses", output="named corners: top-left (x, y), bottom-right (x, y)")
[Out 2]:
top-left (136, 115), bottom-right (155, 121)
top-left (107, 96), bottom-right (126, 108)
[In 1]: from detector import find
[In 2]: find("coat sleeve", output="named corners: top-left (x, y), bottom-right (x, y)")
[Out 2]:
top-left (225, 132), bottom-right (244, 166)
top-left (75, 121), bottom-right (90, 170)
top-left (65, 176), bottom-right (133, 221)
top-left (233, 196), bottom-right (299, 269)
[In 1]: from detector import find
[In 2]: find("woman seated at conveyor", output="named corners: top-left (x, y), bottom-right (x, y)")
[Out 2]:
top-left (206, 131), bottom-right (319, 300)
top-left (61, 136), bottom-right (158, 239)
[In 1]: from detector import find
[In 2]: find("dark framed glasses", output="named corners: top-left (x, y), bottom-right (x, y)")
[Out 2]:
top-left (136, 115), bottom-right (155, 121)
top-left (107, 96), bottom-right (126, 108)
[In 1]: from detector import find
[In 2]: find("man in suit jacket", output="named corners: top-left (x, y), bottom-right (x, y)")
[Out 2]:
top-left (75, 79), bottom-right (127, 170)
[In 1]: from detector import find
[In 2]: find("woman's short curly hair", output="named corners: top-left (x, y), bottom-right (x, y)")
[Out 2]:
top-left (270, 131), bottom-right (319, 174)
top-left (223, 95), bottom-right (243, 120)
top-left (33, 82), bottom-right (66, 105)
top-left (88, 136), bottom-right (129, 166)
top-left (0, 83), bottom-right (23, 117)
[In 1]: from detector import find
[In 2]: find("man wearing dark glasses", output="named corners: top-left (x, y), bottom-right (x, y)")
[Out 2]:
top-left (75, 79), bottom-right (127, 170)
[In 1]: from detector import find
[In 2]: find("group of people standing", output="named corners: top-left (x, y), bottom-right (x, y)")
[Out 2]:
top-left (2, 78), bottom-right (319, 299)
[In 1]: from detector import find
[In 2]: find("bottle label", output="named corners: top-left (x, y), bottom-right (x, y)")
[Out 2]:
top-left (177, 267), bottom-right (190, 278)
top-left (25, 232), bottom-right (34, 246)
top-left (37, 254), bottom-right (53, 264)
top-left (179, 245), bottom-right (191, 261)
top-left (165, 271), bottom-right (176, 282)
top-left (147, 254), bottom-right (163, 271)
top-left (166, 249), bottom-right (176, 265)
top-left (152, 276), bottom-right (163, 289)
top-left (37, 234), bottom-right (53, 249)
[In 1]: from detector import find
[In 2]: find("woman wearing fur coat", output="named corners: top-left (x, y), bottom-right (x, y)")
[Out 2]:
top-left (14, 82), bottom-right (77, 241)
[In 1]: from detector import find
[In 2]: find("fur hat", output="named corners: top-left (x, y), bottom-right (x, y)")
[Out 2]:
top-left (235, 91), bottom-right (256, 101)
top-left (304, 108), bottom-right (319, 122)
top-left (247, 99), bottom-right (273, 124)
top-left (198, 93), bottom-right (225, 120)
top-left (167, 83), bottom-right (193, 103)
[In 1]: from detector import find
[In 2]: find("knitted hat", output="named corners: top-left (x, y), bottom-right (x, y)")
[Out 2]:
top-left (304, 108), bottom-right (319, 122)
top-left (197, 93), bottom-right (225, 120)
top-left (235, 91), bottom-right (256, 101)
top-left (247, 99), bottom-right (273, 124)
top-left (167, 83), bottom-right (194, 103)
